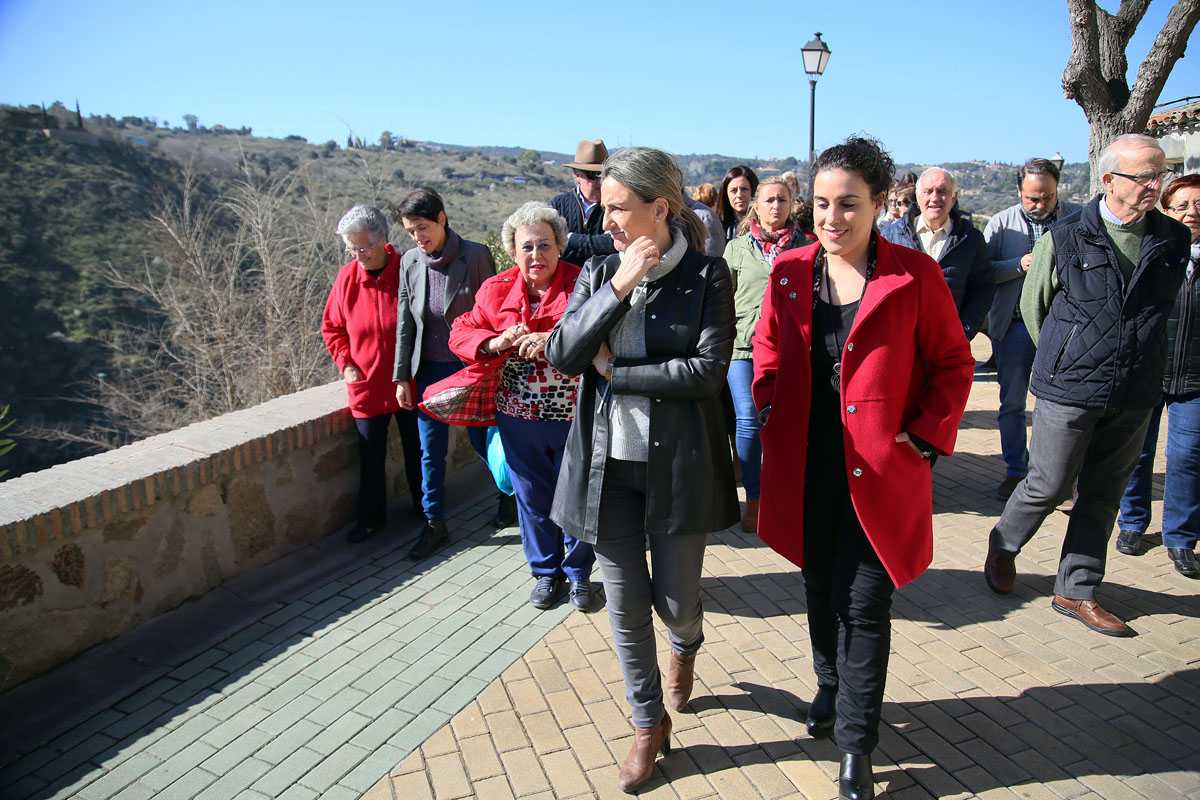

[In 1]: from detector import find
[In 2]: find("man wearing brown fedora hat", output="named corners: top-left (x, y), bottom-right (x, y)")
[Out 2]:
top-left (550, 139), bottom-right (616, 266)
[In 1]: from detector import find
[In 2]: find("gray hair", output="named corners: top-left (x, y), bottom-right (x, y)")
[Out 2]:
top-left (1098, 134), bottom-right (1163, 176)
top-left (918, 167), bottom-right (957, 195)
top-left (336, 204), bottom-right (389, 244)
top-left (502, 202), bottom-right (569, 255)
top-left (601, 146), bottom-right (708, 252)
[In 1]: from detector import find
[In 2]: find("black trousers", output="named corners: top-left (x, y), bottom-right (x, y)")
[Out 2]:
top-left (802, 472), bottom-right (895, 755)
top-left (355, 410), bottom-right (422, 528)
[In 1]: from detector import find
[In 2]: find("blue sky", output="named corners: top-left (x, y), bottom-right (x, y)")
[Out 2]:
top-left (1, 0), bottom-right (1195, 165)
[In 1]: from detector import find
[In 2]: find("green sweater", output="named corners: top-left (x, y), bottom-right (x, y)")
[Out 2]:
top-left (1020, 210), bottom-right (1147, 345)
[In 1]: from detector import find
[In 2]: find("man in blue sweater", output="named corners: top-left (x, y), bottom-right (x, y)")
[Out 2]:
top-left (549, 139), bottom-right (615, 266)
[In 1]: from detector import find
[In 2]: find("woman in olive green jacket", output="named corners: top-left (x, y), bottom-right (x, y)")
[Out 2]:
top-left (725, 177), bottom-right (809, 531)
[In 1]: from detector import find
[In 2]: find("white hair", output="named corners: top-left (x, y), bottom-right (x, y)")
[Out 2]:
top-left (1098, 134), bottom-right (1163, 177)
top-left (918, 167), bottom-right (957, 195)
top-left (336, 204), bottom-right (389, 244)
top-left (502, 202), bottom-right (569, 255)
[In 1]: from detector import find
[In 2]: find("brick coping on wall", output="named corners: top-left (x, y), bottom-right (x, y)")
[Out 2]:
top-left (0, 381), bottom-right (352, 561)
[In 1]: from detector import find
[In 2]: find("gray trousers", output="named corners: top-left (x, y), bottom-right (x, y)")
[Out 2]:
top-left (594, 459), bottom-right (708, 728)
top-left (991, 398), bottom-right (1152, 599)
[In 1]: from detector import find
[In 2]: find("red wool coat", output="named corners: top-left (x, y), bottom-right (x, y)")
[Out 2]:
top-left (321, 244), bottom-right (403, 418)
top-left (419, 260), bottom-right (581, 425)
top-left (751, 237), bottom-right (974, 588)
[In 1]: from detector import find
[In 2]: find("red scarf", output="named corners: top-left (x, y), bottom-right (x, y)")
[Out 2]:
top-left (749, 219), bottom-right (796, 264)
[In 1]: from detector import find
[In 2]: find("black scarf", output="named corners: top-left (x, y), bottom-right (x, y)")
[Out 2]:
top-left (417, 227), bottom-right (462, 270)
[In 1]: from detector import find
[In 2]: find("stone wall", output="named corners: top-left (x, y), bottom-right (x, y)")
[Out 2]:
top-left (0, 382), bottom-right (478, 692)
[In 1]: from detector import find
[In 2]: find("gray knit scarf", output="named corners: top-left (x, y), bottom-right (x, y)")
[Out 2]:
top-left (607, 227), bottom-right (688, 462)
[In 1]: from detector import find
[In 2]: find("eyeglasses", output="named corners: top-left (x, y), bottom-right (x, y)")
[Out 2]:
top-left (345, 246), bottom-right (374, 256)
top-left (1111, 170), bottom-right (1175, 187)
top-left (573, 170), bottom-right (601, 181)
top-left (1168, 199), bottom-right (1200, 214)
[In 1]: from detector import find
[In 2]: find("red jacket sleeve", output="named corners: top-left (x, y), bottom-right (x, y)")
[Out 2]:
top-left (449, 279), bottom-right (503, 364)
top-left (321, 267), bottom-right (352, 371)
top-left (905, 255), bottom-right (975, 455)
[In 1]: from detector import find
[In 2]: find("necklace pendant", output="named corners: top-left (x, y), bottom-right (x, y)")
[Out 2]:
top-left (831, 361), bottom-right (841, 393)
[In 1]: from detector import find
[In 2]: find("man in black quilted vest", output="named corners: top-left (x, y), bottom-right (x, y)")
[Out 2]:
top-left (983, 134), bottom-right (1191, 636)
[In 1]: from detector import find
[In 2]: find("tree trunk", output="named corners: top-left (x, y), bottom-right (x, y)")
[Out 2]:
top-left (1062, 0), bottom-right (1200, 193)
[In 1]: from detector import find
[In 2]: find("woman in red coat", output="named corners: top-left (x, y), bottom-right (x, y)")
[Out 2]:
top-left (752, 137), bottom-right (973, 800)
top-left (445, 202), bottom-right (594, 611)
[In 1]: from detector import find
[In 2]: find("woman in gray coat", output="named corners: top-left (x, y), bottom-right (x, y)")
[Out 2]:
top-left (546, 146), bottom-right (738, 794)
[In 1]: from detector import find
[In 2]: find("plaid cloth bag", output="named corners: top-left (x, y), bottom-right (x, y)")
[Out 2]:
top-left (418, 353), bottom-right (509, 426)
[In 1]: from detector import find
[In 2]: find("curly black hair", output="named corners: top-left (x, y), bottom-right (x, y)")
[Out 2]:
top-left (813, 136), bottom-right (896, 197)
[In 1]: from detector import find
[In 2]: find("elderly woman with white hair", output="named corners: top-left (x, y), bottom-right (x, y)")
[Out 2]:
top-left (321, 204), bottom-right (422, 543)
top-left (438, 202), bottom-right (594, 610)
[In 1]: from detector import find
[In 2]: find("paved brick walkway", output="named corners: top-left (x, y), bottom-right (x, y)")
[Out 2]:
top-left (2, 354), bottom-right (1199, 799)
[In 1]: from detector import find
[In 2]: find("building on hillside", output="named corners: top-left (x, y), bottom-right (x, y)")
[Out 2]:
top-left (1147, 97), bottom-right (1200, 174)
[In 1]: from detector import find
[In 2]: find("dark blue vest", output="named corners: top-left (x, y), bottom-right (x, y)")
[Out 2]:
top-left (1030, 197), bottom-right (1189, 410)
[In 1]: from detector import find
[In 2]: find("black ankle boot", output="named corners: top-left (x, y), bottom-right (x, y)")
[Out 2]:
top-left (805, 686), bottom-right (837, 738)
top-left (838, 753), bottom-right (874, 800)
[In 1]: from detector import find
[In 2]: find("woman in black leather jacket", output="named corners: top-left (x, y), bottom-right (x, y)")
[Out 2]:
top-left (546, 146), bottom-right (738, 794)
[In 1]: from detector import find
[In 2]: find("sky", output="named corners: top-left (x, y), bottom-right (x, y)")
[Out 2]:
top-left (1, 0), bottom-right (1196, 165)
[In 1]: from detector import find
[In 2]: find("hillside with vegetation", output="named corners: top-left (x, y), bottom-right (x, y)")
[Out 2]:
top-left (0, 102), bottom-right (1094, 479)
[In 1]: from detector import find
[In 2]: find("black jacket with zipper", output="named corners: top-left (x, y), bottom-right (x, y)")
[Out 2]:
top-left (1163, 252), bottom-right (1200, 396)
top-left (545, 248), bottom-right (739, 542)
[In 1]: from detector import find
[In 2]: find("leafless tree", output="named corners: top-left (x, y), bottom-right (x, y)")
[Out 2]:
top-left (47, 157), bottom-right (344, 449)
top-left (1063, 0), bottom-right (1200, 192)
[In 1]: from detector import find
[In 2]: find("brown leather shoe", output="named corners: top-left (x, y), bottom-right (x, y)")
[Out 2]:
top-left (1051, 595), bottom-right (1131, 637)
top-left (617, 712), bottom-right (672, 793)
top-left (984, 542), bottom-right (1016, 594)
top-left (741, 497), bottom-right (760, 533)
top-left (664, 652), bottom-right (696, 711)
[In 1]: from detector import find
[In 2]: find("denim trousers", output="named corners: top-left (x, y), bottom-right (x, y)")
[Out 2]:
top-left (1118, 391), bottom-right (1200, 550)
top-left (726, 358), bottom-right (762, 498)
top-left (803, 471), bottom-right (894, 755)
top-left (593, 459), bottom-right (708, 728)
top-left (354, 410), bottom-right (421, 528)
top-left (415, 361), bottom-right (488, 520)
top-left (993, 321), bottom-right (1037, 478)
top-left (991, 398), bottom-right (1152, 598)
top-left (495, 412), bottom-right (594, 581)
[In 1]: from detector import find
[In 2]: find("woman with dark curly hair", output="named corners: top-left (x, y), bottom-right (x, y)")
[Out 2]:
top-left (717, 165), bottom-right (759, 243)
top-left (753, 137), bottom-right (974, 799)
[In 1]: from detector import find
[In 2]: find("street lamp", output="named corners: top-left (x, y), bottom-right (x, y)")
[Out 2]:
top-left (1050, 152), bottom-right (1065, 172)
top-left (802, 32), bottom-right (832, 169)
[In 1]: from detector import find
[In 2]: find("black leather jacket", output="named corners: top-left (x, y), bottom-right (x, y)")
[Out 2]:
top-left (545, 248), bottom-right (739, 541)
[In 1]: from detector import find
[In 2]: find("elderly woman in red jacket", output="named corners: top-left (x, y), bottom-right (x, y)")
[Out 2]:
top-left (753, 137), bottom-right (974, 800)
top-left (442, 202), bottom-right (595, 611)
top-left (321, 204), bottom-right (421, 544)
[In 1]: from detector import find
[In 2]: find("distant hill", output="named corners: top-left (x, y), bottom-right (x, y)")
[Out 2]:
top-left (0, 102), bottom-right (1095, 478)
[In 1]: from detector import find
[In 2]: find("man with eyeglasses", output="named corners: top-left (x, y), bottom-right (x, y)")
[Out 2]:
top-left (984, 134), bottom-right (1191, 637)
top-left (983, 159), bottom-right (1082, 502)
top-left (550, 139), bottom-right (616, 266)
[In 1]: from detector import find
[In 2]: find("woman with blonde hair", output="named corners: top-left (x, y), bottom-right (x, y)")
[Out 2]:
top-left (547, 146), bottom-right (738, 794)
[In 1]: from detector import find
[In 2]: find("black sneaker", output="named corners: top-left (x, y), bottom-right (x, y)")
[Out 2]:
top-left (407, 520), bottom-right (448, 560)
top-left (569, 579), bottom-right (594, 611)
top-left (1168, 548), bottom-right (1200, 578)
top-left (1115, 529), bottom-right (1142, 556)
top-left (530, 576), bottom-right (565, 609)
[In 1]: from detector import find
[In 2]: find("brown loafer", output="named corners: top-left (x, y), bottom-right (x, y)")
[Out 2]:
top-left (1051, 595), bottom-right (1131, 637)
top-left (617, 712), bottom-right (672, 793)
top-left (741, 497), bottom-right (760, 533)
top-left (664, 652), bottom-right (696, 712)
top-left (984, 542), bottom-right (1016, 594)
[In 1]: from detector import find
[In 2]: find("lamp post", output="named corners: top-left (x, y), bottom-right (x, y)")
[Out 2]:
top-left (802, 32), bottom-right (832, 173)
top-left (1050, 152), bottom-right (1065, 172)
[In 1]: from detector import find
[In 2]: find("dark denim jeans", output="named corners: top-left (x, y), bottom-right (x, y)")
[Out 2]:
top-left (354, 410), bottom-right (421, 528)
top-left (993, 320), bottom-right (1037, 478)
top-left (415, 361), bottom-right (488, 520)
top-left (726, 358), bottom-right (762, 498)
top-left (1118, 391), bottom-right (1200, 550)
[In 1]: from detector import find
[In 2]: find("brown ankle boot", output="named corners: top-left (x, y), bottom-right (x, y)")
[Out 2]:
top-left (664, 653), bottom-right (696, 711)
top-left (617, 712), bottom-right (672, 793)
top-left (741, 497), bottom-right (760, 533)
